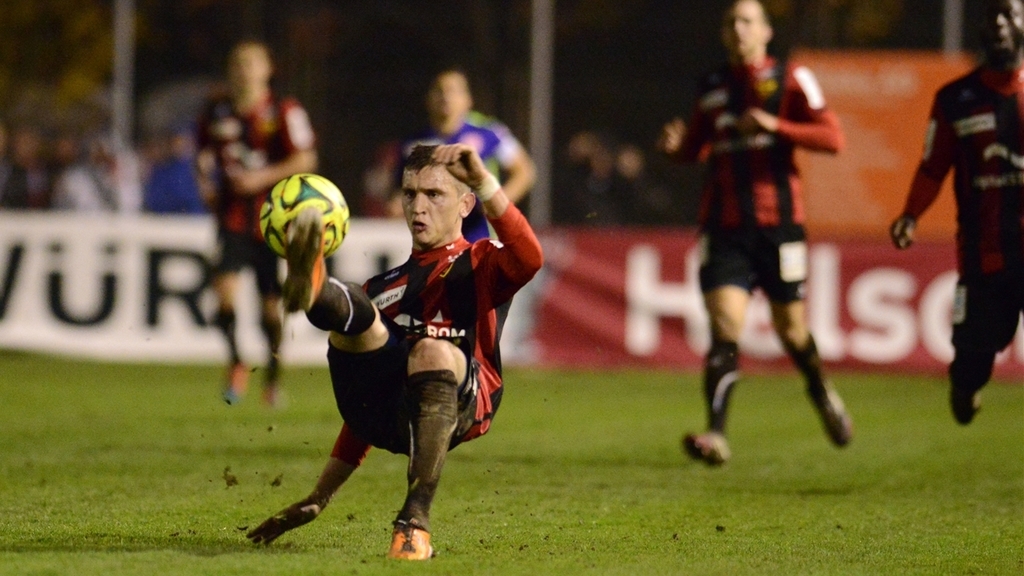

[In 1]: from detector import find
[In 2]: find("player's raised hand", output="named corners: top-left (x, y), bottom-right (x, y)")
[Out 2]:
top-left (246, 497), bottom-right (323, 545)
top-left (890, 215), bottom-right (916, 249)
top-left (433, 143), bottom-right (488, 190)
top-left (657, 118), bottom-right (687, 155)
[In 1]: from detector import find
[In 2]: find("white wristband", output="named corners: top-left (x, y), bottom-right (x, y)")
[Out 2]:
top-left (474, 173), bottom-right (501, 203)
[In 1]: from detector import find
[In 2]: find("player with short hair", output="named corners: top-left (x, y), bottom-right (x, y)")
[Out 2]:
top-left (400, 68), bottom-right (536, 241)
top-left (657, 0), bottom-right (852, 465)
top-left (196, 40), bottom-right (318, 406)
top-left (891, 0), bottom-right (1024, 424)
top-left (245, 143), bottom-right (543, 560)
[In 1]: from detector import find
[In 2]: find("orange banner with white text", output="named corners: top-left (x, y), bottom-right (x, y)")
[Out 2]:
top-left (794, 51), bottom-right (976, 240)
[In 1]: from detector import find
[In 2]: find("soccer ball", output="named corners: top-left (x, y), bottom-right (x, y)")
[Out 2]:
top-left (260, 173), bottom-right (350, 258)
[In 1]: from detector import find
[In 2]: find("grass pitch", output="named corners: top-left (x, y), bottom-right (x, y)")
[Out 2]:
top-left (0, 353), bottom-right (1021, 575)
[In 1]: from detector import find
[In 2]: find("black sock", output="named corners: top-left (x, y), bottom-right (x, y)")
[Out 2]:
top-left (305, 280), bottom-right (376, 335)
top-left (261, 315), bottom-right (282, 384)
top-left (785, 334), bottom-right (827, 394)
top-left (949, 349), bottom-right (994, 398)
top-left (704, 340), bottom-right (739, 433)
top-left (396, 369), bottom-right (459, 532)
top-left (215, 309), bottom-right (240, 365)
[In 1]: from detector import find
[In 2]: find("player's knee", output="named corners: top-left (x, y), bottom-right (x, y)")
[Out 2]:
top-left (306, 280), bottom-right (376, 335)
top-left (949, 349), bottom-right (995, 394)
top-left (709, 314), bottom-right (743, 341)
top-left (408, 338), bottom-right (462, 374)
top-left (405, 369), bottom-right (459, 416)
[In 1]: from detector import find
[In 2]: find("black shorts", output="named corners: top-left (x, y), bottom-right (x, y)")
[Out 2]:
top-left (699, 226), bottom-right (807, 303)
top-left (326, 316), bottom-right (480, 455)
top-left (951, 269), bottom-right (1024, 356)
top-left (213, 230), bottom-right (282, 297)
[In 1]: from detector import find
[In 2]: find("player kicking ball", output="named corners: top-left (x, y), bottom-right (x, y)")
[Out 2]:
top-left (245, 143), bottom-right (543, 559)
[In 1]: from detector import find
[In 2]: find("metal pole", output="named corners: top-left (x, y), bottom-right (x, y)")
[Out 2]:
top-left (529, 0), bottom-right (554, 228)
top-left (942, 0), bottom-right (963, 54)
top-left (112, 0), bottom-right (135, 153)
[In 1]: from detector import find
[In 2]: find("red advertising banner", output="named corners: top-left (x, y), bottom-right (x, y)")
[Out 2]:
top-left (530, 229), bottom-right (1023, 379)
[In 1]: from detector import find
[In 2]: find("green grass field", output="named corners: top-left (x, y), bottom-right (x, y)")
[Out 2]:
top-left (0, 353), bottom-right (1021, 575)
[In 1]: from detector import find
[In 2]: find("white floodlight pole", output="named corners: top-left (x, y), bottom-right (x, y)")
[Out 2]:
top-left (112, 0), bottom-right (135, 153)
top-left (529, 0), bottom-right (555, 228)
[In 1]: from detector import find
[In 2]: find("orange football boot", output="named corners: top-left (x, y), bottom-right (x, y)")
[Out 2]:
top-left (388, 521), bottom-right (433, 560)
top-left (222, 362), bottom-right (248, 405)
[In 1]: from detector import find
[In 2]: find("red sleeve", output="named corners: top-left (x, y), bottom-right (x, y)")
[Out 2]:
top-left (330, 423), bottom-right (371, 467)
top-left (474, 203), bottom-right (543, 306)
top-left (776, 64), bottom-right (844, 153)
top-left (278, 97), bottom-right (317, 154)
top-left (776, 109), bottom-right (844, 153)
top-left (901, 99), bottom-right (955, 218)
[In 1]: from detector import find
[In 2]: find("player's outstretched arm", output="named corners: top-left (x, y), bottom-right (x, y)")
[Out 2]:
top-left (246, 456), bottom-right (356, 545)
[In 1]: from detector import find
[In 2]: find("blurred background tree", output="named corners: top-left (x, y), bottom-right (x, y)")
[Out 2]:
top-left (0, 0), bottom-right (114, 132)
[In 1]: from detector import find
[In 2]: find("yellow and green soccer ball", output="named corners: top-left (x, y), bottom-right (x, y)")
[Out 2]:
top-left (260, 173), bottom-right (350, 258)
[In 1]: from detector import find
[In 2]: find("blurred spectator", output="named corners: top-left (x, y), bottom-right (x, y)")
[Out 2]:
top-left (51, 136), bottom-right (142, 213)
top-left (615, 144), bottom-right (676, 225)
top-left (555, 130), bottom-right (629, 225)
top-left (0, 125), bottom-right (51, 210)
top-left (143, 126), bottom-right (206, 214)
top-left (360, 140), bottom-right (400, 217)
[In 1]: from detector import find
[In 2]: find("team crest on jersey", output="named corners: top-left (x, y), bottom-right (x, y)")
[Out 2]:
top-left (259, 107), bottom-right (279, 136)
top-left (755, 78), bottom-right (779, 101)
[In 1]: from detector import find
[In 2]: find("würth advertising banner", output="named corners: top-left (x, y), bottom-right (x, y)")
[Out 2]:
top-left (0, 216), bottom-right (1020, 378)
top-left (530, 229), bottom-right (1023, 379)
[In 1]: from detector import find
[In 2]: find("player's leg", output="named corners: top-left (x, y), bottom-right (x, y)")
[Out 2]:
top-left (282, 206), bottom-right (387, 350)
top-left (389, 337), bottom-right (468, 560)
top-left (212, 233), bottom-right (248, 404)
top-left (684, 232), bottom-right (751, 465)
top-left (948, 275), bottom-right (1019, 424)
top-left (770, 300), bottom-right (852, 446)
top-left (259, 295), bottom-right (283, 405)
top-left (684, 286), bottom-right (746, 464)
top-left (253, 240), bottom-right (285, 407)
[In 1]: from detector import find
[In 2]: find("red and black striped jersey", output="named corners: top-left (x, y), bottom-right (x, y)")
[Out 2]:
top-left (197, 91), bottom-right (316, 238)
top-left (902, 66), bottom-right (1024, 278)
top-left (672, 57), bottom-right (844, 231)
top-left (361, 204), bottom-right (542, 441)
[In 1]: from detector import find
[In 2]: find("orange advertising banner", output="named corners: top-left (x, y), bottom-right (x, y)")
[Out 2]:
top-left (794, 51), bottom-right (976, 240)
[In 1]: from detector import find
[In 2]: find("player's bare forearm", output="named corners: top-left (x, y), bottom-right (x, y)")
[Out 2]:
top-left (232, 149), bottom-right (319, 196)
top-left (246, 457), bottom-right (355, 545)
top-left (501, 153), bottom-right (536, 204)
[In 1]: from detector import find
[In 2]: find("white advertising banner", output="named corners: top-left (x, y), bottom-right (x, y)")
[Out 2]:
top-left (0, 214), bottom-right (410, 365)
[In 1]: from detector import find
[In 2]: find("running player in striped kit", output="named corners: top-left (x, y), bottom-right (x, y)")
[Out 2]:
top-left (658, 0), bottom-right (852, 465)
top-left (891, 0), bottom-right (1024, 425)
